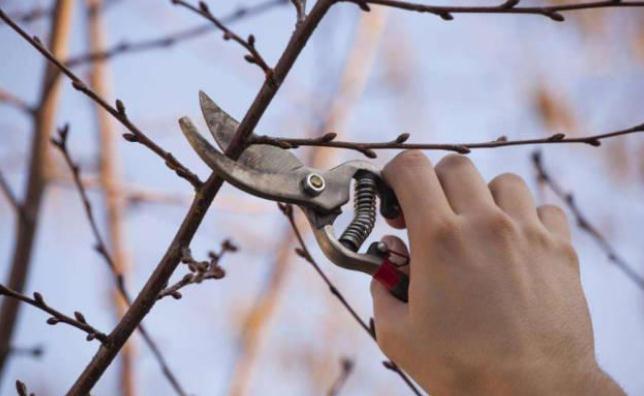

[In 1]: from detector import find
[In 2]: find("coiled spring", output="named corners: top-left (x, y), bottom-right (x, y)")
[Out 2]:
top-left (339, 175), bottom-right (377, 251)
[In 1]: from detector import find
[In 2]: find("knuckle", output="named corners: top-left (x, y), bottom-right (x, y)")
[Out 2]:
top-left (523, 224), bottom-right (554, 248)
top-left (489, 172), bottom-right (526, 191)
top-left (557, 241), bottom-right (579, 264)
top-left (476, 210), bottom-right (517, 234)
top-left (436, 153), bottom-right (472, 174)
top-left (428, 216), bottom-right (460, 242)
top-left (539, 204), bottom-right (567, 219)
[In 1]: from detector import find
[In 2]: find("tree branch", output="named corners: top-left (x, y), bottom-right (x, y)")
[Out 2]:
top-left (0, 9), bottom-right (202, 189)
top-left (158, 242), bottom-right (237, 300)
top-left (278, 203), bottom-right (421, 395)
top-left (15, 380), bottom-right (35, 396)
top-left (0, 88), bottom-right (34, 115)
top-left (328, 357), bottom-right (354, 396)
top-left (343, 0), bottom-right (644, 22)
top-left (172, 1), bottom-right (274, 80)
top-left (0, 284), bottom-right (108, 344)
top-left (0, 169), bottom-right (22, 216)
top-left (250, 122), bottom-right (644, 158)
top-left (66, 0), bottom-right (288, 66)
top-left (532, 151), bottom-right (644, 290)
top-left (51, 125), bottom-right (189, 396)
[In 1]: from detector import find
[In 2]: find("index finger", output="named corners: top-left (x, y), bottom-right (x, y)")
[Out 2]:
top-left (382, 151), bottom-right (454, 239)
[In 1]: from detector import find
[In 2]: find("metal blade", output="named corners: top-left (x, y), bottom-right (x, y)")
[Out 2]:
top-left (198, 90), bottom-right (303, 174)
top-left (179, 116), bottom-right (352, 213)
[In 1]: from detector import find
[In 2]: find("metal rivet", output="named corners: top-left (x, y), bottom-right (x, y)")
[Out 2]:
top-left (302, 173), bottom-right (325, 196)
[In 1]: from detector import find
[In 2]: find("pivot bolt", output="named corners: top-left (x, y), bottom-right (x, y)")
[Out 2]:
top-left (302, 173), bottom-right (325, 196)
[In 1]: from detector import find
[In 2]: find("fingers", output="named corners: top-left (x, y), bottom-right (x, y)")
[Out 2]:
top-left (434, 154), bottom-right (496, 214)
top-left (383, 151), bottom-right (454, 240)
top-left (537, 204), bottom-right (571, 241)
top-left (381, 235), bottom-right (410, 275)
top-left (489, 173), bottom-right (540, 224)
top-left (385, 212), bottom-right (406, 229)
top-left (370, 275), bottom-right (408, 356)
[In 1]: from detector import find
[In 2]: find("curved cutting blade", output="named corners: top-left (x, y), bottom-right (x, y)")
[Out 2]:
top-left (199, 90), bottom-right (303, 173)
top-left (179, 116), bottom-right (353, 213)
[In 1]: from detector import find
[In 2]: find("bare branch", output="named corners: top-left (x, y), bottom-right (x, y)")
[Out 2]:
top-left (328, 358), bottom-right (354, 396)
top-left (290, 0), bottom-right (306, 24)
top-left (172, 1), bottom-right (274, 81)
top-left (15, 380), bottom-right (34, 396)
top-left (532, 151), bottom-right (644, 290)
top-left (250, 122), bottom-right (644, 158)
top-left (7, 345), bottom-right (44, 359)
top-left (0, 9), bottom-right (202, 189)
top-left (4, 6), bottom-right (51, 24)
top-left (66, 0), bottom-right (288, 66)
top-left (0, 88), bottom-right (34, 115)
top-left (51, 125), bottom-right (189, 396)
top-left (278, 203), bottom-right (421, 395)
top-left (158, 241), bottom-right (237, 300)
top-left (0, 284), bottom-right (108, 344)
top-left (343, 0), bottom-right (644, 22)
top-left (0, 169), bottom-right (22, 215)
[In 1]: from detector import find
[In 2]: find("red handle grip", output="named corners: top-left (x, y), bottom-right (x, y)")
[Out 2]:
top-left (373, 258), bottom-right (409, 303)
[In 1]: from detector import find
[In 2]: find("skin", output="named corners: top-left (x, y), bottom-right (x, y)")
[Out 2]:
top-left (371, 151), bottom-right (624, 395)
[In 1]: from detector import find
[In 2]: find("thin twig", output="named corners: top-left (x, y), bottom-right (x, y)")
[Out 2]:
top-left (532, 151), bottom-right (644, 290)
top-left (0, 88), bottom-right (34, 115)
top-left (4, 6), bottom-right (51, 24)
top-left (344, 0), bottom-right (644, 22)
top-left (51, 125), bottom-right (189, 396)
top-left (327, 357), bottom-right (354, 396)
top-left (290, 0), bottom-right (306, 25)
top-left (171, 0), bottom-right (274, 81)
top-left (0, 284), bottom-right (108, 344)
top-left (15, 380), bottom-right (34, 396)
top-left (158, 241), bottom-right (237, 300)
top-left (0, 169), bottom-right (22, 215)
top-left (66, 0), bottom-right (288, 66)
top-left (250, 122), bottom-right (644, 158)
top-left (0, 9), bottom-right (202, 189)
top-left (278, 203), bottom-right (421, 395)
top-left (7, 345), bottom-right (44, 359)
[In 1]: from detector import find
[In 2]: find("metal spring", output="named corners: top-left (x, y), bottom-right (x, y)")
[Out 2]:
top-left (339, 175), bottom-right (377, 251)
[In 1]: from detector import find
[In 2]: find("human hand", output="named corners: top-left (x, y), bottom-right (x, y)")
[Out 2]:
top-left (372, 151), bottom-right (623, 395)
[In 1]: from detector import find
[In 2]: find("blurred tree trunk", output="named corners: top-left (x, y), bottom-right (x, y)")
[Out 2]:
top-left (0, 0), bottom-right (74, 383)
top-left (85, 1), bottom-right (136, 395)
top-left (227, 9), bottom-right (389, 396)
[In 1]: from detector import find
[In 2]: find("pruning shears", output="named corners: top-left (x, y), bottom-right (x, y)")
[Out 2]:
top-left (179, 92), bottom-right (410, 302)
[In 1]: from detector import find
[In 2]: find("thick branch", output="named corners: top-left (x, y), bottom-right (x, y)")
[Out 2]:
top-left (172, 1), bottom-right (274, 79)
top-left (532, 151), bottom-right (644, 290)
top-left (344, 0), bottom-right (644, 22)
top-left (279, 203), bottom-right (421, 395)
top-left (66, 0), bottom-right (288, 66)
top-left (0, 9), bottom-right (202, 189)
top-left (0, 284), bottom-right (108, 344)
top-left (66, 1), bottom-right (336, 393)
top-left (250, 122), bottom-right (644, 158)
top-left (51, 125), bottom-right (188, 396)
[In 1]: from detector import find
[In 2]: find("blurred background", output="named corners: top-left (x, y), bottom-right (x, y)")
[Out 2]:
top-left (1, 0), bottom-right (643, 394)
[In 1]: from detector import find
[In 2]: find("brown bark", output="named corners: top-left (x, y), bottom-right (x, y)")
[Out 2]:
top-left (227, 9), bottom-right (389, 396)
top-left (0, 0), bottom-right (74, 383)
top-left (85, 1), bottom-right (135, 395)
